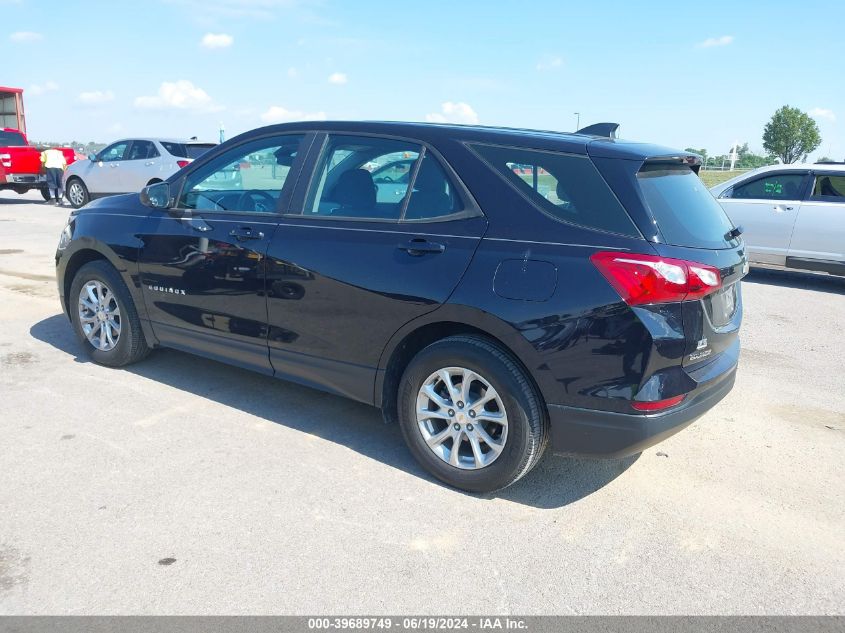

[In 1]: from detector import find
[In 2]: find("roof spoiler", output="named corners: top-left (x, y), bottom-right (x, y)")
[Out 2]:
top-left (576, 122), bottom-right (620, 138)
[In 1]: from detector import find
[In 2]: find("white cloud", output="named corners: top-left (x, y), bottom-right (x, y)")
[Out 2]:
top-left (9, 31), bottom-right (42, 42)
top-left (77, 90), bottom-right (115, 105)
top-left (425, 102), bottom-right (479, 125)
top-left (134, 80), bottom-right (222, 112)
top-left (200, 32), bottom-right (233, 49)
top-left (697, 35), bottom-right (734, 48)
top-left (327, 72), bottom-right (347, 85)
top-left (809, 107), bottom-right (836, 122)
top-left (167, 0), bottom-right (300, 20)
top-left (536, 55), bottom-right (563, 71)
top-left (260, 105), bottom-right (326, 124)
top-left (28, 81), bottom-right (59, 96)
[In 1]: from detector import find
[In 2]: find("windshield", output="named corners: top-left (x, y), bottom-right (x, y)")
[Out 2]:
top-left (0, 130), bottom-right (27, 146)
top-left (637, 163), bottom-right (735, 249)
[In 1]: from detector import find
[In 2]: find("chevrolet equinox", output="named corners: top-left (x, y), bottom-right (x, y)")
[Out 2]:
top-left (55, 121), bottom-right (746, 492)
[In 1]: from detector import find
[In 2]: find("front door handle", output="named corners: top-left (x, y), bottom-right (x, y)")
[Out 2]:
top-left (109, 163), bottom-right (119, 168)
top-left (229, 226), bottom-right (265, 241)
top-left (398, 238), bottom-right (445, 256)
top-left (145, 161), bottom-right (155, 166)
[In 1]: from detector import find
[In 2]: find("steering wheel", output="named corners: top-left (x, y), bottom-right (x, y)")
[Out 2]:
top-left (236, 189), bottom-right (276, 212)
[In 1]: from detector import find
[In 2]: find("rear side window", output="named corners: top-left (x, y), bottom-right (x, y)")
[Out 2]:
top-left (811, 173), bottom-right (845, 201)
top-left (637, 164), bottom-right (735, 249)
top-left (186, 143), bottom-right (215, 159)
top-left (471, 144), bottom-right (639, 236)
top-left (729, 173), bottom-right (805, 200)
top-left (161, 141), bottom-right (189, 158)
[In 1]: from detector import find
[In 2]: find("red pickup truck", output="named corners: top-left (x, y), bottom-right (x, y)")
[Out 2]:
top-left (0, 128), bottom-right (80, 200)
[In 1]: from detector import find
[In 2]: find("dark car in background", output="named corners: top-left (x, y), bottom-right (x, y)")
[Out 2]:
top-left (55, 121), bottom-right (746, 492)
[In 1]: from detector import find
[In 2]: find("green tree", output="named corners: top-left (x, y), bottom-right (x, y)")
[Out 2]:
top-left (762, 106), bottom-right (821, 163)
top-left (684, 147), bottom-right (708, 162)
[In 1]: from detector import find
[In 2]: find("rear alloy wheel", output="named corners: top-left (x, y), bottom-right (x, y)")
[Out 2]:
top-left (398, 335), bottom-right (548, 493)
top-left (69, 261), bottom-right (150, 367)
top-left (66, 179), bottom-right (89, 208)
top-left (416, 367), bottom-right (509, 470)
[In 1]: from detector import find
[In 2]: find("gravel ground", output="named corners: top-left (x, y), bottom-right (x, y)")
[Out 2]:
top-left (1, 190), bottom-right (843, 615)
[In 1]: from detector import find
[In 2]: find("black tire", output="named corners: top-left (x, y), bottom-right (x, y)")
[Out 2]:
top-left (66, 178), bottom-right (89, 208)
top-left (40, 187), bottom-right (51, 202)
top-left (69, 261), bottom-right (150, 367)
top-left (397, 335), bottom-right (548, 493)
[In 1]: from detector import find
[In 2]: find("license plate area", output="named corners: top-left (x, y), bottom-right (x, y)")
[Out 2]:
top-left (704, 283), bottom-right (737, 328)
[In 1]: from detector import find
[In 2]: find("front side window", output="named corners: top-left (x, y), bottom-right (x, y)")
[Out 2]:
top-left (99, 141), bottom-right (129, 162)
top-left (178, 134), bottom-right (305, 213)
top-left (471, 144), bottom-right (638, 236)
top-left (127, 140), bottom-right (159, 160)
top-left (304, 135), bottom-right (464, 221)
top-left (811, 173), bottom-right (845, 202)
top-left (729, 172), bottom-right (805, 200)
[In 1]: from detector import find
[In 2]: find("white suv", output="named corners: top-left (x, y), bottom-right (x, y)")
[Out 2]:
top-left (64, 138), bottom-right (215, 208)
top-left (710, 163), bottom-right (845, 276)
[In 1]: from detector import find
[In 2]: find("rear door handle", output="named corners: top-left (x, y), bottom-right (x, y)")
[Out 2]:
top-left (229, 226), bottom-right (265, 241)
top-left (398, 238), bottom-right (445, 256)
top-left (145, 161), bottom-right (155, 166)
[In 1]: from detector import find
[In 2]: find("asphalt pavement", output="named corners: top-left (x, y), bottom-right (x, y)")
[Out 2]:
top-left (1, 190), bottom-right (843, 614)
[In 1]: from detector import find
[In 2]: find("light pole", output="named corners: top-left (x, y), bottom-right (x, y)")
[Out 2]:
top-left (574, 112), bottom-right (580, 131)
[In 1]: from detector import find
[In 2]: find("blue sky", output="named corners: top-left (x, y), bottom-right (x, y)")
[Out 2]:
top-left (3, 0), bottom-right (843, 160)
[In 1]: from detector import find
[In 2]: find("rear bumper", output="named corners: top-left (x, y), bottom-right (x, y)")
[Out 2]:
top-left (548, 363), bottom-right (736, 458)
top-left (0, 173), bottom-right (46, 185)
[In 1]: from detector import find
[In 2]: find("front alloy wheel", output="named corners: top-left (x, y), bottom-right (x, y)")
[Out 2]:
top-left (67, 180), bottom-right (88, 208)
top-left (78, 280), bottom-right (121, 351)
top-left (416, 367), bottom-right (508, 469)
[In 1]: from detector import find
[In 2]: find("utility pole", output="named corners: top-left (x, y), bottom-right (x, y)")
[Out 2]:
top-left (219, 122), bottom-right (225, 144)
top-left (574, 112), bottom-right (580, 131)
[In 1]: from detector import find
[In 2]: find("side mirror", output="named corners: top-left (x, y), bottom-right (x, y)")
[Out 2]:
top-left (140, 182), bottom-right (172, 209)
top-left (88, 153), bottom-right (98, 161)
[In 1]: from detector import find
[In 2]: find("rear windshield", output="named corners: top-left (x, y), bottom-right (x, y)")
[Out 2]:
top-left (186, 143), bottom-right (215, 159)
top-left (0, 130), bottom-right (27, 146)
top-left (472, 144), bottom-right (640, 236)
top-left (636, 163), bottom-right (735, 249)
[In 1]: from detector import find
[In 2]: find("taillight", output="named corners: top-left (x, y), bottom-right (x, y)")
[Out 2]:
top-left (0, 153), bottom-right (11, 168)
top-left (590, 251), bottom-right (721, 306)
top-left (632, 395), bottom-right (685, 412)
top-left (176, 160), bottom-right (190, 168)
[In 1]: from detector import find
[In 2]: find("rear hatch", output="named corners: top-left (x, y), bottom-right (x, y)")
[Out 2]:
top-left (633, 159), bottom-right (746, 367)
top-left (590, 149), bottom-right (747, 369)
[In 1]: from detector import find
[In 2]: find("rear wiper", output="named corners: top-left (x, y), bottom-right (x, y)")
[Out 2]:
top-left (725, 225), bottom-right (743, 241)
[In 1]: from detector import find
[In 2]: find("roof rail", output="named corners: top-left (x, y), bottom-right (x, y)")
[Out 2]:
top-left (815, 160), bottom-right (845, 165)
top-left (575, 122), bottom-right (620, 139)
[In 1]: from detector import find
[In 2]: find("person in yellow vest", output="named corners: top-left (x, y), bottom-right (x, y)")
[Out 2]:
top-left (40, 147), bottom-right (67, 205)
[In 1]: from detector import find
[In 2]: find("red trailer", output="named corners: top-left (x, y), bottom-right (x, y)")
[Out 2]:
top-left (0, 86), bottom-right (26, 134)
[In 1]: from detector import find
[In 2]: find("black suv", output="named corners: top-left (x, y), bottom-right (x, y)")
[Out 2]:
top-left (55, 121), bottom-right (746, 492)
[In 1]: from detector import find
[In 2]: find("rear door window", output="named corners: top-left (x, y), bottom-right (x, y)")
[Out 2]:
top-left (637, 163), bottom-right (735, 249)
top-left (728, 172), bottom-right (806, 200)
top-left (810, 173), bottom-right (845, 202)
top-left (471, 144), bottom-right (639, 236)
top-left (186, 143), bottom-right (216, 159)
top-left (304, 135), bottom-right (421, 220)
top-left (127, 140), bottom-right (159, 160)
